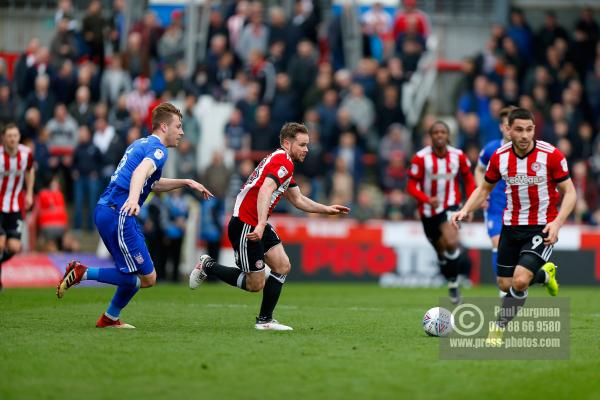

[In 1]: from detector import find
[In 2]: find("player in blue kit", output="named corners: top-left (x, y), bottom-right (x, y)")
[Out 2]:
top-left (56, 103), bottom-right (213, 328)
top-left (475, 106), bottom-right (558, 297)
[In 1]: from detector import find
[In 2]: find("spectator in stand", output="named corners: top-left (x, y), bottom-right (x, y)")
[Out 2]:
top-left (46, 103), bottom-right (78, 151)
top-left (158, 11), bottom-right (184, 67)
top-left (82, 0), bottom-right (107, 70)
top-left (224, 107), bottom-right (250, 154)
top-left (109, 0), bottom-right (126, 53)
top-left (227, 0), bottom-right (249, 50)
top-left (288, 40), bottom-right (318, 102)
top-left (109, 95), bottom-right (132, 139)
top-left (25, 74), bottom-right (56, 124)
top-left (122, 32), bottom-right (151, 79)
top-left (246, 49), bottom-right (276, 103)
top-left (34, 175), bottom-right (69, 252)
top-left (175, 138), bottom-right (197, 183)
top-left (249, 104), bottom-right (278, 152)
top-left (393, 0), bottom-right (430, 42)
top-left (328, 156), bottom-right (354, 207)
top-left (52, 60), bottom-right (78, 106)
top-left (126, 76), bottom-right (155, 120)
top-left (20, 108), bottom-right (42, 143)
top-left (101, 55), bottom-right (132, 108)
top-left (235, 81), bottom-right (260, 128)
top-left (206, 8), bottom-right (229, 51)
top-left (506, 7), bottom-right (534, 66)
top-left (236, 4), bottom-right (269, 64)
top-left (131, 11), bottom-right (164, 61)
top-left (200, 151), bottom-right (232, 263)
top-left (93, 113), bottom-right (122, 188)
top-left (72, 125), bottom-right (102, 231)
top-left (585, 57), bottom-right (600, 123)
top-left (535, 11), bottom-right (569, 64)
top-left (0, 84), bottom-right (16, 126)
top-left (572, 160), bottom-right (598, 224)
top-left (303, 70), bottom-right (332, 111)
top-left (54, 0), bottom-right (77, 32)
top-left (457, 75), bottom-right (490, 130)
top-left (375, 85), bottom-right (405, 137)
top-left (269, 6), bottom-right (302, 62)
top-left (14, 38), bottom-right (40, 99)
top-left (50, 17), bottom-right (78, 68)
top-left (181, 93), bottom-right (200, 145)
top-left (271, 73), bottom-right (298, 127)
top-left (332, 131), bottom-right (364, 185)
top-left (378, 123), bottom-right (412, 166)
top-left (316, 89), bottom-right (339, 151)
top-left (24, 47), bottom-right (53, 99)
top-left (362, 2), bottom-right (393, 61)
top-left (69, 86), bottom-right (94, 128)
top-left (163, 188), bottom-right (189, 282)
top-left (353, 185), bottom-right (384, 222)
top-left (296, 128), bottom-right (326, 201)
top-left (384, 188), bottom-right (414, 220)
top-left (341, 83), bottom-right (376, 148)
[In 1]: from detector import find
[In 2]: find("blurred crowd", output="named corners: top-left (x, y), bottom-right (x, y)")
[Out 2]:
top-left (454, 7), bottom-right (600, 224)
top-left (0, 0), bottom-right (599, 264)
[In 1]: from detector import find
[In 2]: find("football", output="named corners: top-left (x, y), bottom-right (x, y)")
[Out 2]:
top-left (422, 307), bottom-right (454, 337)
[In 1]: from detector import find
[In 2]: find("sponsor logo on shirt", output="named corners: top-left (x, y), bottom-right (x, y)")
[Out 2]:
top-left (503, 174), bottom-right (546, 185)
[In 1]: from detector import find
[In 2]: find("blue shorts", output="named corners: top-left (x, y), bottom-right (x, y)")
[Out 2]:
top-left (484, 208), bottom-right (503, 238)
top-left (94, 204), bottom-right (154, 275)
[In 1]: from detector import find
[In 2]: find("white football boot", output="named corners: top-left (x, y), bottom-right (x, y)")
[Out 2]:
top-left (189, 255), bottom-right (213, 289)
top-left (254, 318), bottom-right (293, 331)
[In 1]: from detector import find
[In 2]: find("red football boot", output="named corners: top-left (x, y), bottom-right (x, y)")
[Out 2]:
top-left (95, 313), bottom-right (136, 329)
top-left (56, 260), bottom-right (88, 299)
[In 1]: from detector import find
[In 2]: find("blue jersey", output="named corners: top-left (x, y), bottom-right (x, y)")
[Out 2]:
top-left (478, 139), bottom-right (506, 212)
top-left (98, 135), bottom-right (167, 209)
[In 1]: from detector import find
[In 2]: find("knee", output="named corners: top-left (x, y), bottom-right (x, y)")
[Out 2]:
top-left (512, 274), bottom-right (530, 292)
top-left (140, 273), bottom-right (156, 288)
top-left (246, 276), bottom-right (265, 292)
top-left (277, 260), bottom-right (291, 276)
top-left (8, 242), bottom-right (21, 255)
top-left (497, 278), bottom-right (512, 293)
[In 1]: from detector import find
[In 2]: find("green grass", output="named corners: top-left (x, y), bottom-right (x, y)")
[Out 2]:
top-left (1, 284), bottom-right (600, 400)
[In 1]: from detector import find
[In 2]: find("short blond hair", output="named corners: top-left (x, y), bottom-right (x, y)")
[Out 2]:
top-left (151, 102), bottom-right (183, 131)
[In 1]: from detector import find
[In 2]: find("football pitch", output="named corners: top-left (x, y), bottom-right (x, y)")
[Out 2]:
top-left (1, 283), bottom-right (599, 400)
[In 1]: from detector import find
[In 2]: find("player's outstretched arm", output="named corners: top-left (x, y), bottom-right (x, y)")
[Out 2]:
top-left (284, 186), bottom-right (350, 215)
top-left (451, 180), bottom-right (495, 229)
top-left (121, 159), bottom-right (156, 216)
top-left (152, 178), bottom-right (214, 199)
top-left (542, 178), bottom-right (576, 245)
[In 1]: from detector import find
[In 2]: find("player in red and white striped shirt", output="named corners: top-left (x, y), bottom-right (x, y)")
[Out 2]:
top-left (407, 120), bottom-right (476, 304)
top-left (0, 123), bottom-right (35, 289)
top-left (190, 122), bottom-right (349, 330)
top-left (453, 108), bottom-right (576, 341)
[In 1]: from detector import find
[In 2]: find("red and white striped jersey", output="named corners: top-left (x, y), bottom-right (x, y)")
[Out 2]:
top-left (0, 144), bottom-right (33, 213)
top-left (484, 140), bottom-right (569, 226)
top-left (233, 148), bottom-right (297, 225)
top-left (408, 145), bottom-right (475, 218)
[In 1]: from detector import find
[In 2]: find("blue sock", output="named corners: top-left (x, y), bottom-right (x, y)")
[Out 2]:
top-left (491, 248), bottom-right (498, 276)
top-left (87, 268), bottom-right (140, 288)
top-left (106, 285), bottom-right (140, 319)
